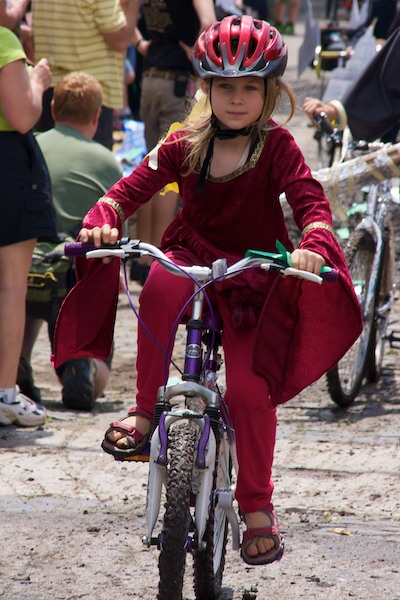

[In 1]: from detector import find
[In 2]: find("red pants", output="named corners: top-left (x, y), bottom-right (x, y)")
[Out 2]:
top-left (136, 250), bottom-right (277, 514)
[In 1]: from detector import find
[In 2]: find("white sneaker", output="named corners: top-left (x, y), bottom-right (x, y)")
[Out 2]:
top-left (0, 388), bottom-right (46, 427)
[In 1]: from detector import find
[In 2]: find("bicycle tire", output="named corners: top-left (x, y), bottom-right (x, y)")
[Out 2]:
top-left (158, 420), bottom-right (197, 600)
top-left (365, 224), bottom-right (394, 382)
top-left (326, 229), bottom-right (377, 406)
top-left (193, 429), bottom-right (231, 600)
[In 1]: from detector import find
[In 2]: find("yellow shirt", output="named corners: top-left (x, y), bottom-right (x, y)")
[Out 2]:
top-left (32, 0), bottom-right (126, 109)
top-left (0, 27), bottom-right (26, 131)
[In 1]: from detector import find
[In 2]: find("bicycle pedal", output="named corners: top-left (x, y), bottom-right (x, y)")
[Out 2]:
top-left (122, 454), bottom-right (150, 462)
top-left (115, 442), bottom-right (151, 463)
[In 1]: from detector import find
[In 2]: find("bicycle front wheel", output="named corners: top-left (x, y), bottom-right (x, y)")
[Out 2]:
top-left (326, 230), bottom-right (377, 406)
top-left (158, 420), bottom-right (197, 600)
top-left (193, 429), bottom-right (231, 599)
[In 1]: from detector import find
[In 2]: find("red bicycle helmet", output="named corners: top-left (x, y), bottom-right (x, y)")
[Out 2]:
top-left (192, 15), bottom-right (287, 78)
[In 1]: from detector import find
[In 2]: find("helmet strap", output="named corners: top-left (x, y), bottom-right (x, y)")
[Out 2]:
top-left (198, 84), bottom-right (254, 193)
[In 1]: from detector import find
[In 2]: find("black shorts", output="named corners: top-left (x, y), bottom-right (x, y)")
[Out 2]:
top-left (0, 131), bottom-right (56, 247)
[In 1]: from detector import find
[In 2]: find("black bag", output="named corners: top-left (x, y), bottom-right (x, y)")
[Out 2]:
top-left (26, 236), bottom-right (75, 323)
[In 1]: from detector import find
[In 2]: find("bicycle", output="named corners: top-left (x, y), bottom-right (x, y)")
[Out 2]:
top-left (309, 121), bottom-right (400, 407)
top-left (66, 237), bottom-right (338, 600)
top-left (311, 111), bottom-right (345, 169)
top-left (325, 176), bottom-right (398, 407)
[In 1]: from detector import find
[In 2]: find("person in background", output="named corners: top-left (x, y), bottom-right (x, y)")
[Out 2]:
top-left (0, 24), bottom-right (55, 427)
top-left (53, 16), bottom-right (362, 564)
top-left (362, 0), bottom-right (397, 47)
top-left (0, 0), bottom-right (35, 63)
top-left (0, 0), bottom-right (29, 29)
top-left (18, 71), bottom-right (122, 411)
top-left (128, 0), bottom-right (216, 286)
top-left (273, 0), bottom-right (301, 35)
top-left (32, 0), bottom-right (140, 149)
top-left (303, 26), bottom-right (400, 144)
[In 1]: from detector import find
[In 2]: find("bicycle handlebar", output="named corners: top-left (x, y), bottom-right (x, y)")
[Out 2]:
top-left (65, 237), bottom-right (339, 284)
top-left (312, 112), bottom-right (335, 136)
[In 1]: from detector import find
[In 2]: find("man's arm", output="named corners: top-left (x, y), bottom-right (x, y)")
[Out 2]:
top-left (179, 0), bottom-right (216, 62)
top-left (193, 0), bottom-right (217, 32)
top-left (102, 0), bottom-right (140, 53)
top-left (0, 0), bottom-right (29, 29)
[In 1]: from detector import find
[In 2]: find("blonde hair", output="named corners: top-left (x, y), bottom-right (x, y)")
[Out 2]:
top-left (167, 76), bottom-right (297, 176)
top-left (53, 72), bottom-right (103, 125)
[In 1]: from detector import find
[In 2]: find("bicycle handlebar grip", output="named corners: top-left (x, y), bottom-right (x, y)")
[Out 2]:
top-left (321, 268), bottom-right (339, 282)
top-left (313, 112), bottom-right (334, 135)
top-left (64, 241), bottom-right (95, 257)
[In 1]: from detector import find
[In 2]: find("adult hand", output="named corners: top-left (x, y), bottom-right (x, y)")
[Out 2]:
top-left (303, 97), bottom-right (338, 123)
top-left (30, 58), bottom-right (52, 92)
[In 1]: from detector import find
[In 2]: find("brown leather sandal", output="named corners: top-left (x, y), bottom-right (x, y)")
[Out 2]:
top-left (101, 406), bottom-right (153, 460)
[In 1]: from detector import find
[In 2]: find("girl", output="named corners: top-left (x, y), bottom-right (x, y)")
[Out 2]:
top-left (54, 16), bottom-right (362, 565)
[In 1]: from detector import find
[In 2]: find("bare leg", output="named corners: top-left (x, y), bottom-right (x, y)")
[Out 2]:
top-left (21, 317), bottom-right (44, 362)
top-left (135, 189), bottom-right (178, 267)
top-left (288, 1), bottom-right (300, 24)
top-left (0, 239), bottom-right (35, 387)
top-left (135, 198), bottom-right (154, 267)
top-left (274, 0), bottom-right (286, 23)
top-left (151, 189), bottom-right (178, 247)
top-left (92, 359), bottom-right (111, 399)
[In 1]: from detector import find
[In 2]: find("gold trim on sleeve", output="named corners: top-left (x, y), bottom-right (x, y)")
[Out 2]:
top-left (302, 221), bottom-right (335, 235)
top-left (98, 196), bottom-right (126, 224)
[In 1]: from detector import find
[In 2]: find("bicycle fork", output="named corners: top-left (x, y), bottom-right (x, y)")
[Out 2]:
top-left (142, 387), bottom-right (240, 551)
top-left (142, 287), bottom-right (240, 551)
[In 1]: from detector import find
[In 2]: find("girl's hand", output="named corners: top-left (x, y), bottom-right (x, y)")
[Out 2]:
top-left (79, 225), bottom-right (119, 264)
top-left (290, 249), bottom-right (325, 276)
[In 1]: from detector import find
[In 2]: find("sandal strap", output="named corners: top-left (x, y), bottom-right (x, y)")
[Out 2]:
top-left (242, 524), bottom-right (279, 543)
top-left (108, 421), bottom-right (146, 441)
top-left (127, 405), bottom-right (153, 422)
top-left (242, 507), bottom-right (280, 546)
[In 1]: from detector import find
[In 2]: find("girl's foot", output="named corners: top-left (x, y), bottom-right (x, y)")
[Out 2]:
top-left (241, 507), bottom-right (284, 566)
top-left (106, 414), bottom-right (150, 447)
top-left (101, 406), bottom-right (152, 459)
top-left (243, 511), bottom-right (276, 557)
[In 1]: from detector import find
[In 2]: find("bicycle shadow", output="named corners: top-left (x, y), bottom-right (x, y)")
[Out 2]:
top-left (306, 364), bottom-right (400, 424)
top-left (279, 360), bottom-right (400, 428)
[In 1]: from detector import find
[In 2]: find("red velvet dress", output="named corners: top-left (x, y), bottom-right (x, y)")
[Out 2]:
top-left (53, 126), bottom-right (362, 512)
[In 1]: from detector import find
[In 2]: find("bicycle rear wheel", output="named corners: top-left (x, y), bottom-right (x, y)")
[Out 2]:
top-left (158, 420), bottom-right (197, 600)
top-left (193, 429), bottom-right (231, 600)
top-left (326, 229), bottom-right (377, 406)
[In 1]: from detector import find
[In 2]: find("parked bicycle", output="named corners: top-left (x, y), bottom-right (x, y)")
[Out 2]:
top-left (325, 175), bottom-right (398, 407)
top-left (66, 238), bottom-right (337, 600)
top-left (312, 111), bottom-right (345, 169)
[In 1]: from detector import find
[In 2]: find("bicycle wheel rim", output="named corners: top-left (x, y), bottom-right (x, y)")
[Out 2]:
top-left (327, 231), bottom-right (376, 405)
top-left (193, 431), bottom-right (230, 599)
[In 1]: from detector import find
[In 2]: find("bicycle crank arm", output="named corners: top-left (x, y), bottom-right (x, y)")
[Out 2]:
top-left (215, 488), bottom-right (241, 550)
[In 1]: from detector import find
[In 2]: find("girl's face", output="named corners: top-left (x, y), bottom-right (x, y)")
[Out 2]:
top-left (209, 76), bottom-right (265, 130)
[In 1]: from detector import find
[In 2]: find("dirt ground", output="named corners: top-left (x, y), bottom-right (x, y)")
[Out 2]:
top-left (1, 19), bottom-right (400, 600)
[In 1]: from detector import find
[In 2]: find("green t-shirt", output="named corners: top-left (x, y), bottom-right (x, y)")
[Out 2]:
top-left (36, 125), bottom-right (122, 233)
top-left (0, 27), bottom-right (26, 131)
